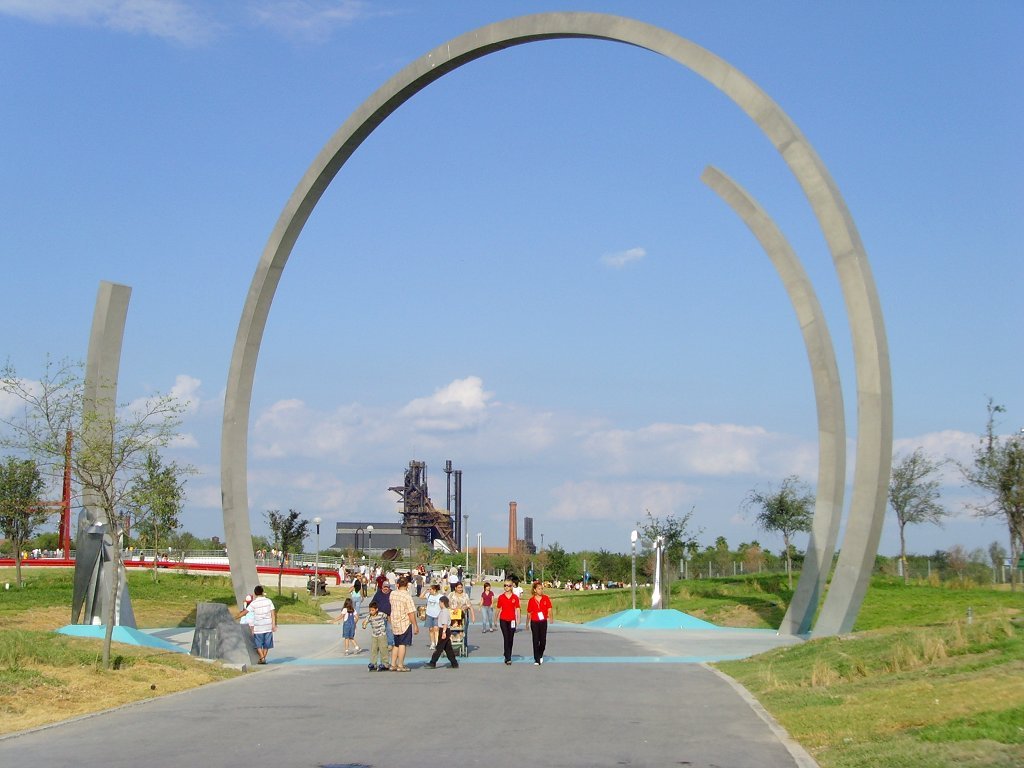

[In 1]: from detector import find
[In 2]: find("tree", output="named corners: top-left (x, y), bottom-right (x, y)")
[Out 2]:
top-left (888, 448), bottom-right (947, 583)
top-left (636, 508), bottom-right (701, 566)
top-left (0, 457), bottom-right (47, 587)
top-left (744, 476), bottom-right (814, 588)
top-left (266, 509), bottom-right (310, 594)
top-left (988, 540), bottom-right (1008, 583)
top-left (1, 357), bottom-right (187, 669)
top-left (125, 450), bottom-right (188, 581)
top-left (739, 541), bottom-right (766, 574)
top-left (636, 509), bottom-right (701, 606)
top-left (946, 544), bottom-right (969, 583)
top-left (962, 399), bottom-right (1024, 590)
top-left (544, 542), bottom-right (572, 582)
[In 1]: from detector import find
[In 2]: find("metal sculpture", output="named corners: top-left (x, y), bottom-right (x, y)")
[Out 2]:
top-left (220, 13), bottom-right (892, 635)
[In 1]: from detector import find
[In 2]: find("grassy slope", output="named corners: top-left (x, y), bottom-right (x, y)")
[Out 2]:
top-left (552, 575), bottom-right (1024, 768)
top-left (0, 568), bottom-right (329, 735)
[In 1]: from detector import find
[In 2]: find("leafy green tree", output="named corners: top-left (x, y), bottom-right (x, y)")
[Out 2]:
top-left (33, 531), bottom-right (60, 551)
top-left (962, 399), bottom-right (1024, 590)
top-left (0, 457), bottom-right (47, 587)
top-left (266, 509), bottom-right (310, 594)
top-left (888, 448), bottom-right (947, 584)
top-left (126, 450), bottom-right (188, 581)
top-left (636, 508), bottom-right (701, 568)
top-left (591, 548), bottom-right (619, 583)
top-left (544, 542), bottom-right (572, 582)
top-left (744, 476), bottom-right (814, 588)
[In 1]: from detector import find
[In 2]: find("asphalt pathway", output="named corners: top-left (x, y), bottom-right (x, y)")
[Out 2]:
top-left (1, 606), bottom-right (818, 768)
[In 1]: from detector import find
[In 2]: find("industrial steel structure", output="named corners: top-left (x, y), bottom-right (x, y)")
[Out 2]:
top-left (388, 460), bottom-right (459, 552)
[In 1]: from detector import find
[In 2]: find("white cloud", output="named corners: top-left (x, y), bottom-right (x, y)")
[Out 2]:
top-left (399, 376), bottom-right (494, 433)
top-left (169, 374), bottom-right (202, 414)
top-left (170, 431), bottom-right (198, 449)
top-left (548, 480), bottom-right (701, 522)
top-left (0, 0), bottom-right (220, 44)
top-left (248, 0), bottom-right (377, 41)
top-left (0, 385), bottom-right (31, 419)
top-left (582, 421), bottom-right (817, 479)
top-left (600, 246), bottom-right (646, 269)
top-left (893, 430), bottom-right (978, 485)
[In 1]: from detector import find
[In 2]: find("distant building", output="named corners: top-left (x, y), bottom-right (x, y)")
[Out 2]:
top-left (330, 522), bottom-right (419, 556)
top-left (523, 516), bottom-right (536, 554)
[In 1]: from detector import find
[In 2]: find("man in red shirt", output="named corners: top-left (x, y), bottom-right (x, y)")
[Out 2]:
top-left (526, 581), bottom-right (554, 665)
top-left (496, 580), bottom-right (521, 665)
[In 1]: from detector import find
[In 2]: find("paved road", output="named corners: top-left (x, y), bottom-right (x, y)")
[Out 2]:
top-left (1, 615), bottom-right (816, 767)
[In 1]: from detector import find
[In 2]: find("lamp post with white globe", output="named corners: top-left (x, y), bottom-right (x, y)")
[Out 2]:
top-left (631, 530), bottom-right (638, 610)
top-left (367, 525), bottom-right (374, 559)
top-left (313, 517), bottom-right (321, 598)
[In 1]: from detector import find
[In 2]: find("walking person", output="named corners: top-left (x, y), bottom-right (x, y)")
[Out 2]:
top-left (362, 601), bottom-right (389, 671)
top-left (496, 580), bottom-right (521, 665)
top-left (235, 585), bottom-right (276, 665)
top-left (424, 596), bottom-right (459, 669)
top-left (388, 576), bottom-right (419, 672)
top-left (526, 581), bottom-right (553, 665)
top-left (350, 577), bottom-right (363, 617)
top-left (424, 583), bottom-right (442, 649)
top-left (332, 597), bottom-right (360, 655)
top-left (479, 582), bottom-right (495, 632)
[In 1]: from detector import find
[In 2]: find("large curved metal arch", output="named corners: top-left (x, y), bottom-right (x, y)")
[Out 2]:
top-left (221, 12), bottom-right (892, 635)
top-left (701, 166), bottom-right (845, 634)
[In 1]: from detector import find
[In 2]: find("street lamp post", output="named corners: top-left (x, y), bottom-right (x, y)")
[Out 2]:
top-left (367, 524), bottom-right (374, 559)
top-left (313, 517), bottom-right (321, 598)
top-left (464, 514), bottom-right (469, 572)
top-left (630, 530), bottom-right (638, 611)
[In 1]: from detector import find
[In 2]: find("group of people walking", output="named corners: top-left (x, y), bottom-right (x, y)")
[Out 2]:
top-left (237, 575), bottom-right (554, 668)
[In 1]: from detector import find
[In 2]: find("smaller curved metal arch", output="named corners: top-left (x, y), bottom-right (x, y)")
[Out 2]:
top-left (701, 166), bottom-right (845, 634)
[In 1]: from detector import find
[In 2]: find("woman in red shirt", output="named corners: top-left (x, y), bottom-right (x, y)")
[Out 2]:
top-left (496, 580), bottom-right (521, 665)
top-left (526, 581), bottom-right (554, 665)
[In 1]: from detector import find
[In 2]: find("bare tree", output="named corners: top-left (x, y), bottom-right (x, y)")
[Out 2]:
top-left (2, 358), bottom-right (187, 668)
top-left (961, 399), bottom-right (1024, 590)
top-left (888, 448), bottom-right (947, 583)
top-left (743, 476), bottom-right (814, 588)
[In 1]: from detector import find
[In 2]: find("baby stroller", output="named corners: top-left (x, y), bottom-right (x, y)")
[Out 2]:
top-left (449, 608), bottom-right (469, 657)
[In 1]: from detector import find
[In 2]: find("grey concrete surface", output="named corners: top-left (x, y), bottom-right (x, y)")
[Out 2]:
top-left (1, 619), bottom-right (818, 767)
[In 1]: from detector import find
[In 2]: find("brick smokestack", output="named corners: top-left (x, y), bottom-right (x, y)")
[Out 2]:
top-left (508, 501), bottom-right (517, 555)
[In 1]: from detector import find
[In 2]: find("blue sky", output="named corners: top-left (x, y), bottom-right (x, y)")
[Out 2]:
top-left (2, 1), bottom-right (1021, 560)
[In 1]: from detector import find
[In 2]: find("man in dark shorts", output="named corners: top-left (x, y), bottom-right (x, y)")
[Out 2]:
top-left (387, 576), bottom-right (419, 672)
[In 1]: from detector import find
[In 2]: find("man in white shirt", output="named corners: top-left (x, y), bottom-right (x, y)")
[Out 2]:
top-left (236, 585), bottom-right (277, 665)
